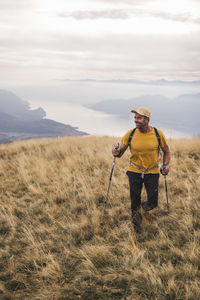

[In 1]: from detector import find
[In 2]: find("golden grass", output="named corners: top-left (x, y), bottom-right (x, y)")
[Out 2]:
top-left (0, 136), bottom-right (199, 299)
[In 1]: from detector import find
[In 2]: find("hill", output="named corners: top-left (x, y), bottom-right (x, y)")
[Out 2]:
top-left (86, 93), bottom-right (200, 135)
top-left (0, 136), bottom-right (199, 299)
top-left (0, 90), bottom-right (88, 143)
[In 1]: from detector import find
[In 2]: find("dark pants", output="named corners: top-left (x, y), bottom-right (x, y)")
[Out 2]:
top-left (126, 171), bottom-right (159, 216)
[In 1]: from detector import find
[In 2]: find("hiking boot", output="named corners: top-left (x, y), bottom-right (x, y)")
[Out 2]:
top-left (142, 201), bottom-right (156, 212)
top-left (132, 211), bottom-right (142, 233)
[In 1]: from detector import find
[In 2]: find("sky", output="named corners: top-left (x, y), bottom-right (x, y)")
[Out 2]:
top-left (0, 0), bottom-right (200, 137)
top-left (1, 0), bottom-right (200, 86)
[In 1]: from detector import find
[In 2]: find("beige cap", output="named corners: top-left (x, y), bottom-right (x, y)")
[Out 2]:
top-left (131, 106), bottom-right (151, 118)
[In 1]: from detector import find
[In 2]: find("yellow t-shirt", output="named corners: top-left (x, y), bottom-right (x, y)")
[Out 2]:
top-left (121, 128), bottom-right (168, 174)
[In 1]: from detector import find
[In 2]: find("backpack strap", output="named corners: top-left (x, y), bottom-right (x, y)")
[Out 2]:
top-left (128, 128), bottom-right (136, 150)
top-left (153, 127), bottom-right (161, 147)
top-left (153, 127), bottom-right (161, 158)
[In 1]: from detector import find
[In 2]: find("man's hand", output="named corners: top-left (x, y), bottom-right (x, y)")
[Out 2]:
top-left (160, 165), bottom-right (169, 175)
top-left (112, 147), bottom-right (121, 157)
top-left (112, 143), bottom-right (128, 158)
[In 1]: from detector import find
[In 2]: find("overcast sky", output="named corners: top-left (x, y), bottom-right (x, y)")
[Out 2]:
top-left (1, 0), bottom-right (200, 90)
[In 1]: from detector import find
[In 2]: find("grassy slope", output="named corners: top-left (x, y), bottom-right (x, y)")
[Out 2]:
top-left (0, 136), bottom-right (199, 300)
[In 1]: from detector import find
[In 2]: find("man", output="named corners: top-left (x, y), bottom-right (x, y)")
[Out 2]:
top-left (112, 106), bottom-right (170, 232)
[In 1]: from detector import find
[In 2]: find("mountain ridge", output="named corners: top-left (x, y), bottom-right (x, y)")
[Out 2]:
top-left (0, 89), bottom-right (88, 143)
top-left (85, 93), bottom-right (200, 135)
top-left (65, 78), bottom-right (200, 86)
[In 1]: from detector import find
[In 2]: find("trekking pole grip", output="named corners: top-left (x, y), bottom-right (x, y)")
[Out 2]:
top-left (160, 164), bottom-right (167, 175)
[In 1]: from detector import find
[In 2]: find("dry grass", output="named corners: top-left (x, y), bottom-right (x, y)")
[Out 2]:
top-left (0, 136), bottom-right (199, 300)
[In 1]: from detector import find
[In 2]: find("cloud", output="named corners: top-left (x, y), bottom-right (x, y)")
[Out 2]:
top-left (151, 11), bottom-right (200, 24)
top-left (58, 8), bottom-right (200, 24)
top-left (97, 0), bottom-right (200, 7)
top-left (1, 30), bottom-right (199, 83)
top-left (59, 9), bottom-right (130, 20)
top-left (0, 0), bottom-right (199, 86)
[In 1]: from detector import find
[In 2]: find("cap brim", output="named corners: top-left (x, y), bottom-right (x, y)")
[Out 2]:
top-left (131, 110), bottom-right (138, 114)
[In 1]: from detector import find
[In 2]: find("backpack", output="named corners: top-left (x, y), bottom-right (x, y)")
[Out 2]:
top-left (128, 127), bottom-right (161, 156)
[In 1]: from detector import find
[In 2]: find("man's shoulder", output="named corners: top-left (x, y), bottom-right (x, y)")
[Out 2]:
top-left (124, 128), bottom-right (135, 137)
top-left (121, 129), bottom-right (135, 145)
top-left (155, 128), bottom-right (165, 137)
top-left (154, 128), bottom-right (168, 146)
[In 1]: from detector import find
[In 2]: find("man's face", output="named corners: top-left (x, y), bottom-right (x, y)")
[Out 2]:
top-left (134, 113), bottom-right (148, 129)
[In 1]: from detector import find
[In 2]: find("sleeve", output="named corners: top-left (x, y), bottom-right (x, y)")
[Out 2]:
top-left (158, 129), bottom-right (168, 148)
top-left (121, 129), bottom-right (133, 146)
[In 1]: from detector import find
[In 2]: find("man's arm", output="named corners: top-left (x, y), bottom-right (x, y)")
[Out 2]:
top-left (161, 145), bottom-right (171, 175)
top-left (112, 143), bottom-right (128, 158)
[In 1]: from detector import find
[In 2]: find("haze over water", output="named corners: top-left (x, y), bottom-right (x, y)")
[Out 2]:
top-left (28, 81), bottom-right (198, 139)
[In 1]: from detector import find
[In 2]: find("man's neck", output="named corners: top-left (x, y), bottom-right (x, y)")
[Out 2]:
top-left (139, 125), bottom-right (152, 134)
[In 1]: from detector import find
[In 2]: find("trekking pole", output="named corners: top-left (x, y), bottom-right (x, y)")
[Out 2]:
top-left (101, 144), bottom-right (119, 225)
top-left (164, 175), bottom-right (169, 211)
top-left (105, 157), bottom-right (116, 207)
top-left (105, 144), bottom-right (119, 207)
top-left (161, 165), bottom-right (169, 211)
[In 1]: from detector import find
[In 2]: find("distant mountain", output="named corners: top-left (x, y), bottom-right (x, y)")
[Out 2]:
top-left (65, 78), bottom-right (200, 86)
top-left (0, 90), bottom-right (88, 143)
top-left (86, 93), bottom-right (200, 135)
top-left (0, 90), bottom-right (46, 121)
